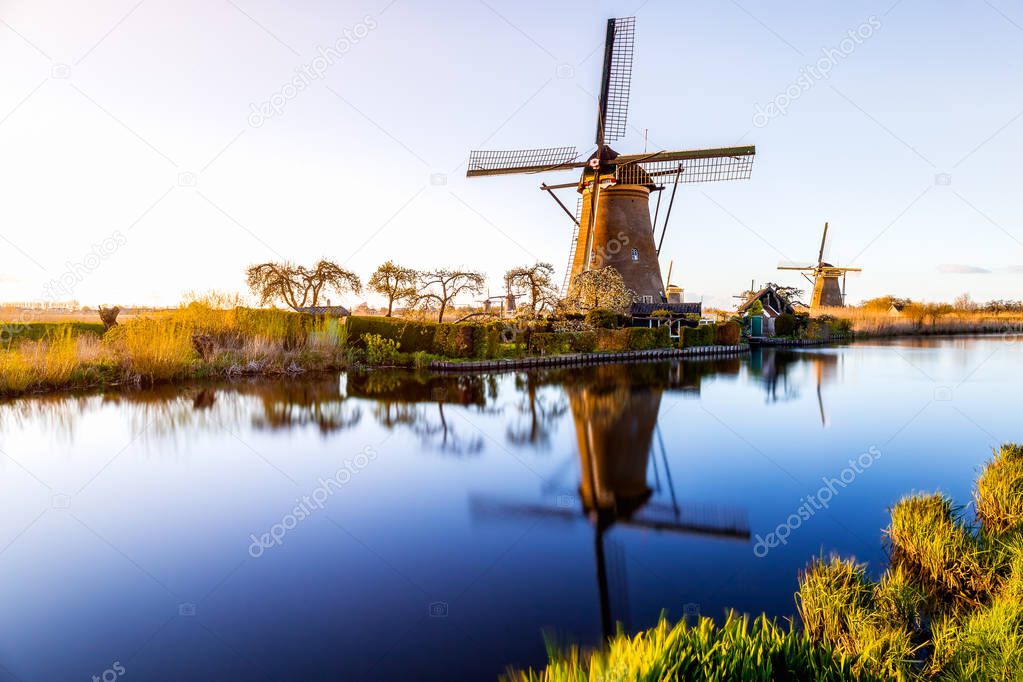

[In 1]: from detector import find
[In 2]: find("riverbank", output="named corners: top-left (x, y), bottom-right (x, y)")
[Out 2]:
top-left (508, 441), bottom-right (1023, 680)
top-left (0, 305), bottom-right (346, 398)
top-left (428, 343), bottom-right (749, 371)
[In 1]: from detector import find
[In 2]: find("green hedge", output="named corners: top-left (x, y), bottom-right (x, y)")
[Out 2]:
top-left (528, 331), bottom-right (596, 355)
top-left (595, 328), bottom-right (630, 351)
top-left (584, 309), bottom-right (628, 329)
top-left (344, 316), bottom-right (438, 353)
top-left (715, 321), bottom-right (741, 345)
top-left (681, 323), bottom-right (739, 348)
top-left (628, 326), bottom-right (671, 350)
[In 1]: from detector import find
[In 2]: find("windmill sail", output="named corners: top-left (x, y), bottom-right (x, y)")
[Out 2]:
top-left (595, 17), bottom-right (635, 145)
top-left (466, 146), bottom-right (581, 177)
top-left (614, 146), bottom-right (756, 185)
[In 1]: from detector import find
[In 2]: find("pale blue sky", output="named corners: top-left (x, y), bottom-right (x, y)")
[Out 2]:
top-left (0, 0), bottom-right (1021, 309)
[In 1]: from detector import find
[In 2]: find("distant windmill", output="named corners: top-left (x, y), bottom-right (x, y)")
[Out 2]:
top-left (467, 17), bottom-right (756, 306)
top-left (778, 222), bottom-right (861, 309)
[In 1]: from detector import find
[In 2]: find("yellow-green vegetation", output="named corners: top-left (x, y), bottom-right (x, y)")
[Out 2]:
top-left (512, 443), bottom-right (1023, 681)
top-left (503, 612), bottom-right (877, 682)
top-left (0, 302), bottom-right (344, 396)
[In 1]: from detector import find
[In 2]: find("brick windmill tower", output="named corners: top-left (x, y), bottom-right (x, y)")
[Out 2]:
top-left (778, 222), bottom-right (862, 309)
top-left (467, 17), bottom-right (756, 311)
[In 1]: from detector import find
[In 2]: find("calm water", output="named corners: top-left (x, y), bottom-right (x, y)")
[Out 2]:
top-left (1, 336), bottom-right (1021, 681)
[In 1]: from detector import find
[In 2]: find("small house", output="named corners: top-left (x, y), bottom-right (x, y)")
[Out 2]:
top-left (736, 285), bottom-right (796, 336)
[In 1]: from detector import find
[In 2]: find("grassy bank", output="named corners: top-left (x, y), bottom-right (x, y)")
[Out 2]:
top-left (509, 442), bottom-right (1023, 681)
top-left (343, 315), bottom-right (741, 367)
top-left (0, 304), bottom-right (345, 397)
top-left (816, 306), bottom-right (1023, 337)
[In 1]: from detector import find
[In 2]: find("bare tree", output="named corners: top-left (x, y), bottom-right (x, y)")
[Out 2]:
top-left (565, 266), bottom-right (633, 313)
top-left (368, 261), bottom-right (418, 316)
top-left (245, 260), bottom-right (361, 310)
top-left (505, 262), bottom-right (558, 312)
top-left (98, 306), bottom-right (120, 330)
top-left (415, 268), bottom-right (486, 322)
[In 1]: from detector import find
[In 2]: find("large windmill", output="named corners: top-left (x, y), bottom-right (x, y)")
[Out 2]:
top-left (778, 222), bottom-right (862, 309)
top-left (466, 17), bottom-right (756, 308)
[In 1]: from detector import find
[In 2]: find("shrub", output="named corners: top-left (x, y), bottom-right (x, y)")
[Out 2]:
top-left (363, 334), bottom-right (402, 365)
top-left (528, 332), bottom-right (570, 355)
top-left (584, 309), bottom-right (627, 329)
top-left (470, 324), bottom-right (502, 359)
top-left (715, 321), bottom-right (741, 345)
top-left (975, 443), bottom-right (1023, 536)
top-left (776, 313), bottom-right (799, 337)
top-left (698, 324), bottom-right (716, 346)
top-left (627, 326), bottom-right (671, 350)
top-left (433, 324), bottom-right (474, 358)
top-left (680, 325), bottom-right (707, 348)
top-left (344, 315), bottom-right (438, 353)
top-left (595, 328), bottom-right (630, 351)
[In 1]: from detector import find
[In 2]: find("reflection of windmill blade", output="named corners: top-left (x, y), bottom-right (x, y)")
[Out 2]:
top-left (655, 426), bottom-right (680, 519)
top-left (468, 495), bottom-right (750, 539)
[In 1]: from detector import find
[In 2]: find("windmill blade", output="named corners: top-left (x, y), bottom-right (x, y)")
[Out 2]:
top-left (818, 222), bottom-right (830, 265)
top-left (614, 146), bottom-right (756, 185)
top-left (466, 147), bottom-right (583, 177)
top-left (778, 261), bottom-right (816, 270)
top-left (595, 16), bottom-right (636, 145)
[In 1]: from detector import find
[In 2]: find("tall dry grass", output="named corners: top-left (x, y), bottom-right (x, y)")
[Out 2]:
top-left (816, 305), bottom-right (1023, 336)
top-left (0, 301), bottom-right (346, 396)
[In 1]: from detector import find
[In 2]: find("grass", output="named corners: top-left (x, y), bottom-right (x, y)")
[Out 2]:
top-left (502, 612), bottom-right (877, 682)
top-left (513, 443), bottom-right (1023, 681)
top-left (886, 493), bottom-right (992, 606)
top-left (975, 444), bottom-right (1023, 536)
top-left (0, 300), bottom-right (347, 397)
top-left (815, 306), bottom-right (1023, 337)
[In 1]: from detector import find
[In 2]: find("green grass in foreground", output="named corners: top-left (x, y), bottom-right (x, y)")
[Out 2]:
top-left (510, 443), bottom-right (1023, 681)
top-left (502, 613), bottom-right (876, 682)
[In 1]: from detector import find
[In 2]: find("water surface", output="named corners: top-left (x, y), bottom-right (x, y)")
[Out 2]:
top-left (0, 336), bottom-right (1020, 680)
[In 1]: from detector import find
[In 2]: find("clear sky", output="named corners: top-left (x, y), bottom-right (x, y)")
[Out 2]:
top-left (1, 0), bottom-right (1021, 310)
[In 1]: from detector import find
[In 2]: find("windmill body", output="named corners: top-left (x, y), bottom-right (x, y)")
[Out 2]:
top-left (468, 17), bottom-right (755, 309)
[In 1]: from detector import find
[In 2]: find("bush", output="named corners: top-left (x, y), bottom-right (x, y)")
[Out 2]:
top-left (698, 324), bottom-right (716, 346)
top-left (627, 326), bottom-right (671, 350)
top-left (364, 334), bottom-right (402, 365)
top-left (470, 324), bottom-right (502, 359)
top-left (715, 321), bottom-right (741, 345)
top-left (584, 309), bottom-right (628, 329)
top-left (528, 332), bottom-right (570, 355)
top-left (343, 316), bottom-right (438, 353)
top-left (776, 313), bottom-right (799, 337)
top-left (433, 324), bottom-right (474, 358)
top-left (679, 325), bottom-right (702, 348)
top-left (595, 328), bottom-right (630, 351)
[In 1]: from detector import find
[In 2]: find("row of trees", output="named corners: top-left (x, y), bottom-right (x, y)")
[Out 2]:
top-left (245, 260), bottom-right (632, 321)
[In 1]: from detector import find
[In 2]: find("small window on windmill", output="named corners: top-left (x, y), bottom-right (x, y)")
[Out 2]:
top-left (631, 248), bottom-right (639, 262)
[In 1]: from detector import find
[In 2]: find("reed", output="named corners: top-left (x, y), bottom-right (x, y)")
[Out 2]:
top-left (0, 302), bottom-right (346, 396)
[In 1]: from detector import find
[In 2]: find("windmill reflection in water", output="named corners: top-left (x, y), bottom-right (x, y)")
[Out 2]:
top-left (470, 364), bottom-right (750, 640)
